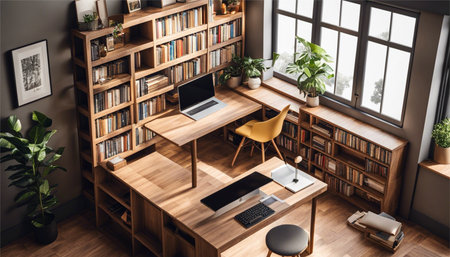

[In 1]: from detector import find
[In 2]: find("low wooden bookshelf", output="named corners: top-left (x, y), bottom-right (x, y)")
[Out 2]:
top-left (70, 0), bottom-right (246, 216)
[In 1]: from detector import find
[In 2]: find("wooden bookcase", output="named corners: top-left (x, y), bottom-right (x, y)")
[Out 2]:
top-left (71, 0), bottom-right (246, 207)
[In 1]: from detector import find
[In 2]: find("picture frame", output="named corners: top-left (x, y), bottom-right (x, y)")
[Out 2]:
top-left (11, 40), bottom-right (52, 107)
top-left (127, 0), bottom-right (142, 13)
top-left (75, 0), bottom-right (97, 23)
top-left (96, 0), bottom-right (109, 28)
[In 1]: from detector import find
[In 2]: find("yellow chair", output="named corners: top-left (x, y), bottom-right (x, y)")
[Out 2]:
top-left (231, 105), bottom-right (290, 166)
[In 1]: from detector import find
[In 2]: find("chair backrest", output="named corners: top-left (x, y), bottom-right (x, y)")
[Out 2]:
top-left (250, 105), bottom-right (291, 143)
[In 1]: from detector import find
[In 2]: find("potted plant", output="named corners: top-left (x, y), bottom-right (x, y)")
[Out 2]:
top-left (0, 111), bottom-right (66, 244)
top-left (219, 55), bottom-right (243, 88)
top-left (242, 57), bottom-right (266, 90)
top-left (83, 12), bottom-right (98, 31)
top-left (431, 117), bottom-right (450, 164)
top-left (113, 23), bottom-right (125, 49)
top-left (285, 36), bottom-right (334, 107)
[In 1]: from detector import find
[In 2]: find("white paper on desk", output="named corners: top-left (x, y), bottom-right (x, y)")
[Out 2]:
top-left (271, 164), bottom-right (314, 193)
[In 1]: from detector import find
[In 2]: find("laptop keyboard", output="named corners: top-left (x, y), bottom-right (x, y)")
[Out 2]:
top-left (187, 100), bottom-right (218, 115)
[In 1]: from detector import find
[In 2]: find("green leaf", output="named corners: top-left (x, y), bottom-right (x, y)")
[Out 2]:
top-left (37, 148), bottom-right (46, 162)
top-left (8, 170), bottom-right (32, 180)
top-left (0, 138), bottom-right (15, 150)
top-left (9, 177), bottom-right (33, 188)
top-left (303, 68), bottom-right (311, 77)
top-left (0, 154), bottom-right (14, 163)
top-left (39, 180), bottom-right (50, 195)
top-left (42, 130), bottom-right (57, 144)
top-left (45, 147), bottom-right (64, 164)
top-left (27, 126), bottom-right (46, 144)
top-left (15, 190), bottom-right (36, 203)
top-left (32, 111), bottom-right (52, 127)
top-left (31, 220), bottom-right (44, 228)
top-left (5, 164), bottom-right (30, 171)
top-left (26, 203), bottom-right (39, 216)
top-left (3, 136), bottom-right (30, 154)
top-left (7, 115), bottom-right (22, 133)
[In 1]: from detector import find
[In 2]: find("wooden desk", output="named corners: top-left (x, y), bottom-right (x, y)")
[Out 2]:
top-left (103, 153), bottom-right (327, 257)
top-left (145, 88), bottom-right (261, 187)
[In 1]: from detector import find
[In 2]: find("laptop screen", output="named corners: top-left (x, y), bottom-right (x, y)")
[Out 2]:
top-left (178, 74), bottom-right (215, 111)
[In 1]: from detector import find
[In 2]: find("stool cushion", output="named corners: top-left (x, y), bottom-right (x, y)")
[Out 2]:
top-left (265, 224), bottom-right (308, 255)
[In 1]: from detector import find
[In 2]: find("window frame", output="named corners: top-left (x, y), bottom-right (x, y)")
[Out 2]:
top-left (272, 0), bottom-right (419, 127)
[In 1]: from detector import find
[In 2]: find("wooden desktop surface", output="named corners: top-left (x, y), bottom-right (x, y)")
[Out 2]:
top-left (145, 88), bottom-right (261, 146)
top-left (107, 153), bottom-right (327, 255)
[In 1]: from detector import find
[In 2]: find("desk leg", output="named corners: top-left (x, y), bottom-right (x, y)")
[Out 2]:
top-left (191, 139), bottom-right (198, 188)
top-left (308, 197), bottom-right (317, 254)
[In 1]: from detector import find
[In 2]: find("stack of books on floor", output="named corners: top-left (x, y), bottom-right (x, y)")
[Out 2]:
top-left (347, 211), bottom-right (404, 252)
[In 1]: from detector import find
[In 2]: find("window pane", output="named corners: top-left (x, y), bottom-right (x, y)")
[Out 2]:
top-left (391, 13), bottom-right (416, 47)
top-left (274, 15), bottom-right (296, 79)
top-left (340, 1), bottom-right (360, 31)
top-left (362, 41), bottom-right (387, 112)
top-left (322, 0), bottom-right (340, 26)
top-left (297, 0), bottom-right (314, 18)
top-left (335, 33), bottom-right (357, 100)
top-left (278, 0), bottom-right (296, 13)
top-left (381, 48), bottom-right (410, 120)
top-left (297, 20), bottom-right (312, 43)
top-left (320, 27), bottom-right (338, 93)
top-left (369, 7), bottom-right (391, 40)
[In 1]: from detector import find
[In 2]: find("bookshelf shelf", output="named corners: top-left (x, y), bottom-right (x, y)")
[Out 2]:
top-left (136, 84), bottom-right (174, 103)
top-left (98, 182), bottom-right (131, 210)
top-left (210, 12), bottom-right (243, 27)
top-left (92, 39), bottom-right (154, 67)
top-left (134, 232), bottom-right (163, 257)
top-left (155, 24), bottom-right (208, 46)
top-left (92, 74), bottom-right (131, 94)
top-left (82, 169), bottom-right (94, 183)
top-left (208, 35), bottom-right (242, 51)
top-left (99, 203), bottom-right (132, 233)
top-left (94, 101), bottom-right (133, 119)
top-left (94, 125), bottom-right (133, 144)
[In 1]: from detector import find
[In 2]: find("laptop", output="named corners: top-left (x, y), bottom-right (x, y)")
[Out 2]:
top-left (178, 74), bottom-right (226, 120)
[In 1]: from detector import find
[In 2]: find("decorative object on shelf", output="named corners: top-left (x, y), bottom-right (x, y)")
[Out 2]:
top-left (11, 40), bottom-right (52, 107)
top-left (96, 0), bottom-right (109, 28)
top-left (219, 55), bottom-right (243, 88)
top-left (75, 0), bottom-right (98, 31)
top-left (0, 111), bottom-right (66, 244)
top-left (432, 117), bottom-right (450, 164)
top-left (127, 0), bottom-right (142, 13)
top-left (285, 37), bottom-right (334, 107)
top-left (106, 35), bottom-right (115, 51)
top-left (83, 12), bottom-right (99, 31)
top-left (220, 2), bottom-right (227, 14)
top-left (224, 0), bottom-right (240, 14)
top-left (112, 23), bottom-right (124, 49)
top-left (242, 54), bottom-right (278, 90)
top-left (147, 0), bottom-right (177, 8)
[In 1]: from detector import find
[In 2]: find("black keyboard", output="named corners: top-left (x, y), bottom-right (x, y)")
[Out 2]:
top-left (187, 100), bottom-right (218, 115)
top-left (234, 203), bottom-right (275, 228)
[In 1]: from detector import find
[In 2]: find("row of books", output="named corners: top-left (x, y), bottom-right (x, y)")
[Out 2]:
top-left (282, 120), bottom-right (298, 138)
top-left (209, 42), bottom-right (241, 68)
top-left (212, 69), bottom-right (223, 87)
top-left (138, 95), bottom-right (166, 121)
top-left (92, 59), bottom-right (128, 85)
top-left (276, 135), bottom-right (297, 153)
top-left (134, 52), bottom-right (144, 70)
top-left (155, 31), bottom-right (206, 65)
top-left (166, 55), bottom-right (207, 84)
top-left (335, 128), bottom-right (392, 164)
top-left (209, 18), bottom-right (242, 45)
top-left (364, 177), bottom-right (385, 193)
top-left (300, 129), bottom-right (310, 143)
top-left (312, 135), bottom-right (332, 154)
top-left (335, 163), bottom-right (364, 186)
top-left (326, 174), bottom-right (354, 197)
top-left (312, 167), bottom-right (324, 180)
top-left (155, 7), bottom-right (205, 39)
top-left (314, 152), bottom-right (336, 172)
top-left (299, 146), bottom-right (310, 159)
top-left (135, 74), bottom-right (169, 98)
top-left (311, 121), bottom-right (333, 137)
top-left (97, 132), bottom-right (131, 160)
top-left (135, 127), bottom-right (156, 146)
top-left (95, 109), bottom-right (131, 138)
top-left (93, 84), bottom-right (130, 114)
top-left (366, 159), bottom-right (388, 177)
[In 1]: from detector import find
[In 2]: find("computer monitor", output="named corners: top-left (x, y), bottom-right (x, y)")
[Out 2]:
top-left (178, 74), bottom-right (215, 111)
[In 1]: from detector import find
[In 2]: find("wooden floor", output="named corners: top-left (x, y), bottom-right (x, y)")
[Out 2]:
top-left (2, 133), bottom-right (449, 257)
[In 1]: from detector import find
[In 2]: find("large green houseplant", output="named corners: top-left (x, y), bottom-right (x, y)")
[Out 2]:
top-left (285, 37), bottom-right (334, 107)
top-left (0, 111), bottom-right (66, 244)
top-left (431, 117), bottom-right (450, 164)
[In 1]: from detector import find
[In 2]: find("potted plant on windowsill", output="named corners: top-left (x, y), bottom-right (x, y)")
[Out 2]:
top-left (219, 55), bottom-right (243, 88)
top-left (0, 111), bottom-right (66, 245)
top-left (242, 57), bottom-right (267, 90)
top-left (432, 117), bottom-right (450, 164)
top-left (285, 37), bottom-right (334, 107)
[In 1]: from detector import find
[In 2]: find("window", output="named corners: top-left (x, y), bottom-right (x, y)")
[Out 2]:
top-left (273, 0), bottom-right (418, 126)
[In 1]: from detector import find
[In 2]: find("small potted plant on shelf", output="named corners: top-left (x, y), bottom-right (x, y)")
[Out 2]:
top-left (285, 36), bottom-right (334, 107)
top-left (242, 54), bottom-right (279, 90)
top-left (431, 117), bottom-right (450, 164)
top-left (219, 55), bottom-right (243, 88)
top-left (83, 12), bottom-right (99, 31)
top-left (0, 111), bottom-right (66, 245)
top-left (113, 23), bottom-right (125, 49)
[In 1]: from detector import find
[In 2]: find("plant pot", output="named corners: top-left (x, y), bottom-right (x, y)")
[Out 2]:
top-left (248, 77), bottom-right (261, 90)
top-left (33, 214), bottom-right (58, 245)
top-left (226, 76), bottom-right (242, 89)
top-left (306, 95), bottom-right (319, 107)
top-left (434, 144), bottom-right (450, 164)
top-left (87, 20), bottom-right (98, 31)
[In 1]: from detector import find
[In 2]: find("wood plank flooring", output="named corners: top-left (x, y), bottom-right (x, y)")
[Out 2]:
top-left (1, 133), bottom-right (448, 257)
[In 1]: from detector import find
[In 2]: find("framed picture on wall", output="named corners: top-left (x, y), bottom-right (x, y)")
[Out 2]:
top-left (11, 40), bottom-right (52, 107)
top-left (127, 0), bottom-right (141, 13)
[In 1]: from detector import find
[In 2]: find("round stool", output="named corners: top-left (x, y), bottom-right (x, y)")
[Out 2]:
top-left (265, 224), bottom-right (309, 257)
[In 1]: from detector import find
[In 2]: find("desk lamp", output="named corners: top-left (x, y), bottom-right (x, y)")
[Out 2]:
top-left (293, 156), bottom-right (302, 183)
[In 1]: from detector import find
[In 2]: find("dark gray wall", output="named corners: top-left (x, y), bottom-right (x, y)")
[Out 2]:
top-left (0, 0), bottom-right (122, 244)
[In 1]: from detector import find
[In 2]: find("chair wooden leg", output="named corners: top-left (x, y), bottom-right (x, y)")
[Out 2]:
top-left (271, 139), bottom-right (283, 160)
top-left (231, 137), bottom-right (246, 167)
top-left (266, 250), bottom-right (272, 257)
top-left (250, 142), bottom-right (255, 157)
top-left (261, 142), bottom-right (265, 163)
